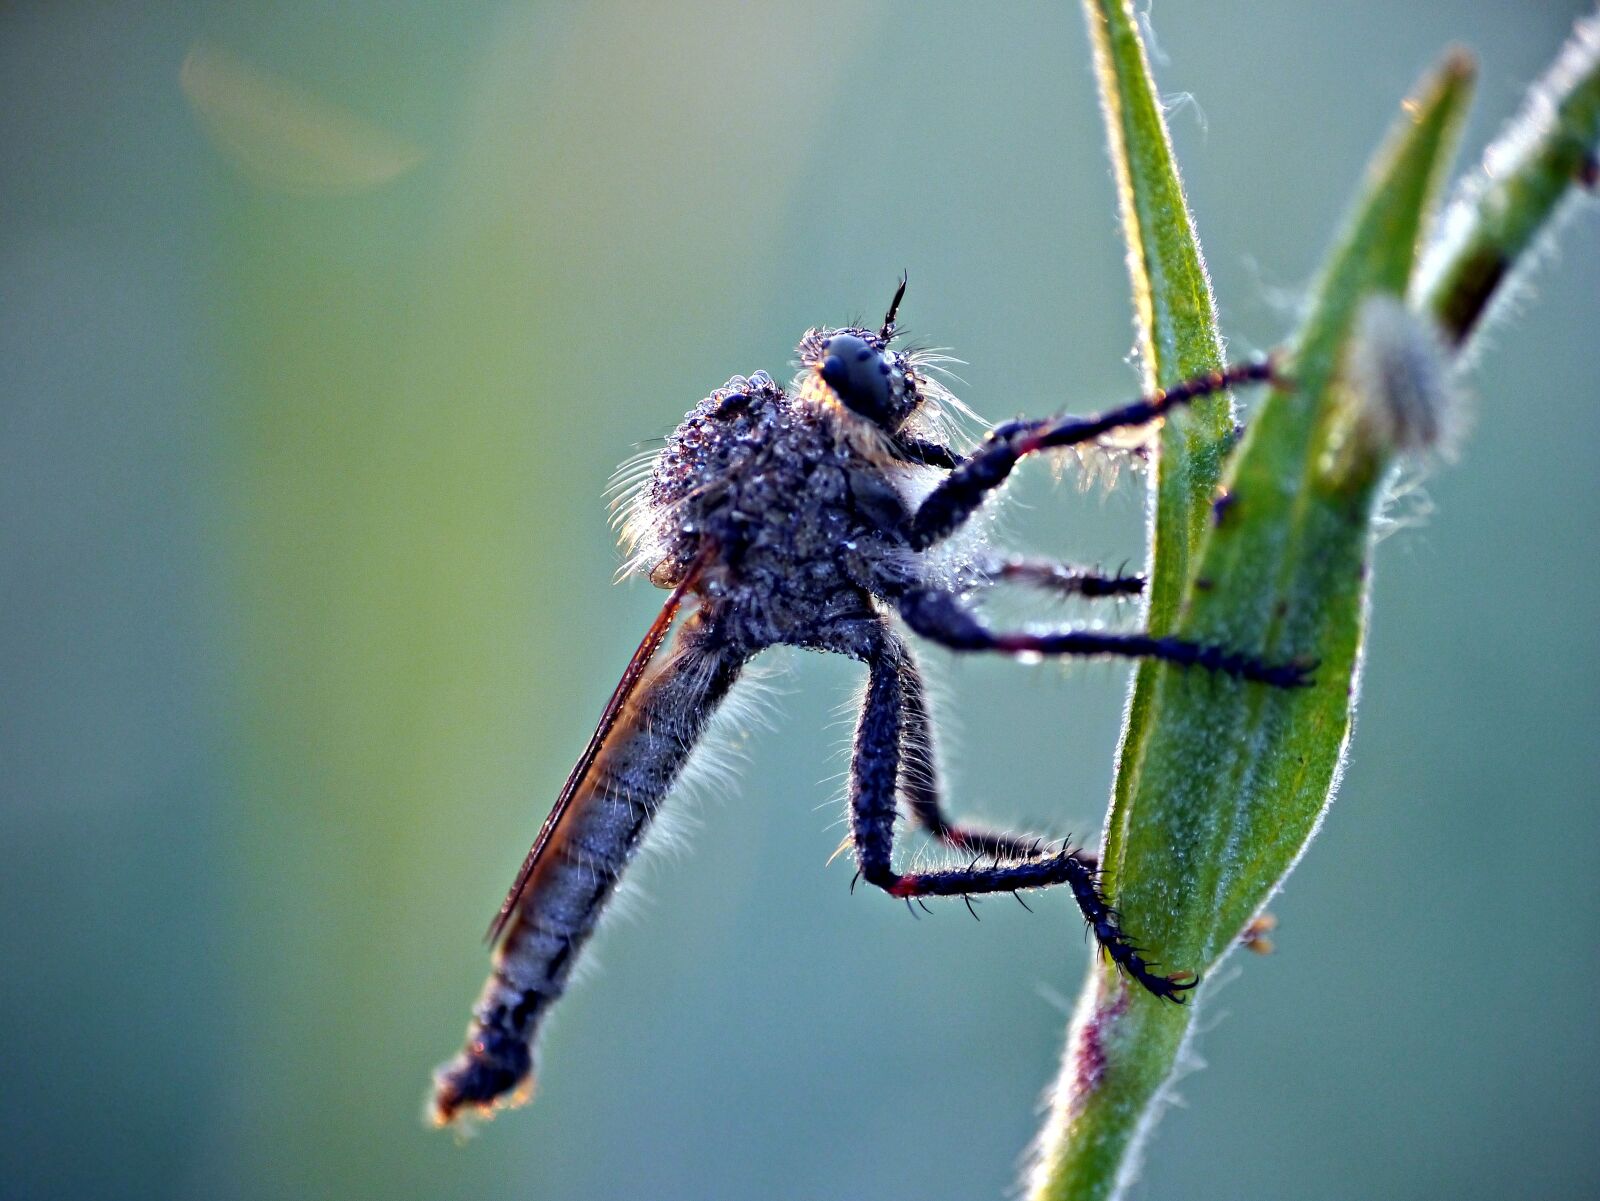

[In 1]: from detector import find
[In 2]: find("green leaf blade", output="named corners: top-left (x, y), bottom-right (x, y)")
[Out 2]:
top-left (1080, 0), bottom-right (1231, 928)
top-left (1081, 0), bottom-right (1230, 625)
top-left (1127, 51), bottom-right (1475, 968)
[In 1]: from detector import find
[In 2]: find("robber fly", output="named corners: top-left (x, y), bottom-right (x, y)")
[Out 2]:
top-left (430, 279), bottom-right (1303, 1125)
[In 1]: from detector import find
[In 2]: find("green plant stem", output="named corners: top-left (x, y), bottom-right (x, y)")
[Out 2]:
top-left (1026, 1), bottom-right (1236, 1186)
top-left (1028, 46), bottom-right (1477, 1201)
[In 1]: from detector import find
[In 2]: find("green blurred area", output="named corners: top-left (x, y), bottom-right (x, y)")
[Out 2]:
top-left (2, 3), bottom-right (1596, 1199)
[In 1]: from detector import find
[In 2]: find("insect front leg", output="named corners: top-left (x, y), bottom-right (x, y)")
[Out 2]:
top-left (908, 358), bottom-right (1275, 549)
top-left (897, 587), bottom-right (1313, 687)
top-left (842, 621), bottom-right (1191, 1001)
top-left (888, 433), bottom-right (960, 469)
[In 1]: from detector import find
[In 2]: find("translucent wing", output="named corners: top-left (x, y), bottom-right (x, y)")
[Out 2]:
top-left (485, 565), bottom-right (702, 944)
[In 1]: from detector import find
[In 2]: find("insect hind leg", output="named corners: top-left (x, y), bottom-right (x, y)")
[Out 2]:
top-left (896, 639), bottom-right (1097, 868)
top-left (844, 621), bottom-right (1192, 1002)
top-left (868, 845), bottom-right (1195, 1001)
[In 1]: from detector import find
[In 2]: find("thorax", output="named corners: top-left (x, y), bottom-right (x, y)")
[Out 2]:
top-left (624, 372), bottom-right (914, 647)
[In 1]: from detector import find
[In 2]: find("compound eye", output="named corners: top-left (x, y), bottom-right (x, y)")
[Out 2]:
top-left (817, 332), bottom-right (895, 426)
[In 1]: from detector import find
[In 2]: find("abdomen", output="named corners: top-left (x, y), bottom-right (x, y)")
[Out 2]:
top-left (431, 621), bottom-right (741, 1124)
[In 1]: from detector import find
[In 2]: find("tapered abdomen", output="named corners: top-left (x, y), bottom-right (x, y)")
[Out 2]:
top-left (431, 625), bottom-right (741, 1124)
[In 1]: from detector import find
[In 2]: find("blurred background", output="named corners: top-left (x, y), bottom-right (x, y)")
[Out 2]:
top-left (3, 2), bottom-right (1596, 1198)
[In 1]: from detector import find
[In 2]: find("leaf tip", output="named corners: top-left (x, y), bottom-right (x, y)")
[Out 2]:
top-left (1402, 46), bottom-right (1478, 128)
top-left (1439, 44), bottom-right (1479, 84)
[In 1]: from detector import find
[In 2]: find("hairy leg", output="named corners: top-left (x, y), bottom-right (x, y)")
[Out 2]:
top-left (839, 618), bottom-right (1194, 1001)
top-left (909, 358), bottom-right (1274, 548)
top-left (960, 553), bottom-right (1145, 601)
top-left (896, 639), bottom-right (1097, 869)
top-left (898, 588), bottom-right (1313, 688)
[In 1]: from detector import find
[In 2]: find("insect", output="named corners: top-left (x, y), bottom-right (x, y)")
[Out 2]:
top-left (430, 279), bottom-right (1304, 1125)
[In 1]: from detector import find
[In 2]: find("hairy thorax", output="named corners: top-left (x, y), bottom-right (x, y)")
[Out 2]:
top-left (623, 370), bottom-right (915, 650)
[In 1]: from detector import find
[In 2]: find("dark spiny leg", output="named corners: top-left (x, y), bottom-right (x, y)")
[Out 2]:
top-left (962, 553), bottom-right (1145, 601)
top-left (896, 638), bottom-right (1090, 864)
top-left (890, 434), bottom-right (959, 469)
top-left (910, 358), bottom-right (1275, 549)
top-left (846, 624), bottom-right (904, 893)
top-left (847, 624), bottom-right (1186, 1000)
top-left (875, 848), bottom-right (1194, 1001)
top-left (899, 588), bottom-right (1313, 688)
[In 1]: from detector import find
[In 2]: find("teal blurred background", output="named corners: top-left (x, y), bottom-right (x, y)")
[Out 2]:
top-left (4, 3), bottom-right (1596, 1198)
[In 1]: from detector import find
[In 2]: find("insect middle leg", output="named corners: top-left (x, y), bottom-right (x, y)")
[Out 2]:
top-left (842, 618), bottom-right (1194, 1001)
top-left (960, 553), bottom-right (1145, 601)
top-left (898, 587), bottom-right (1312, 687)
